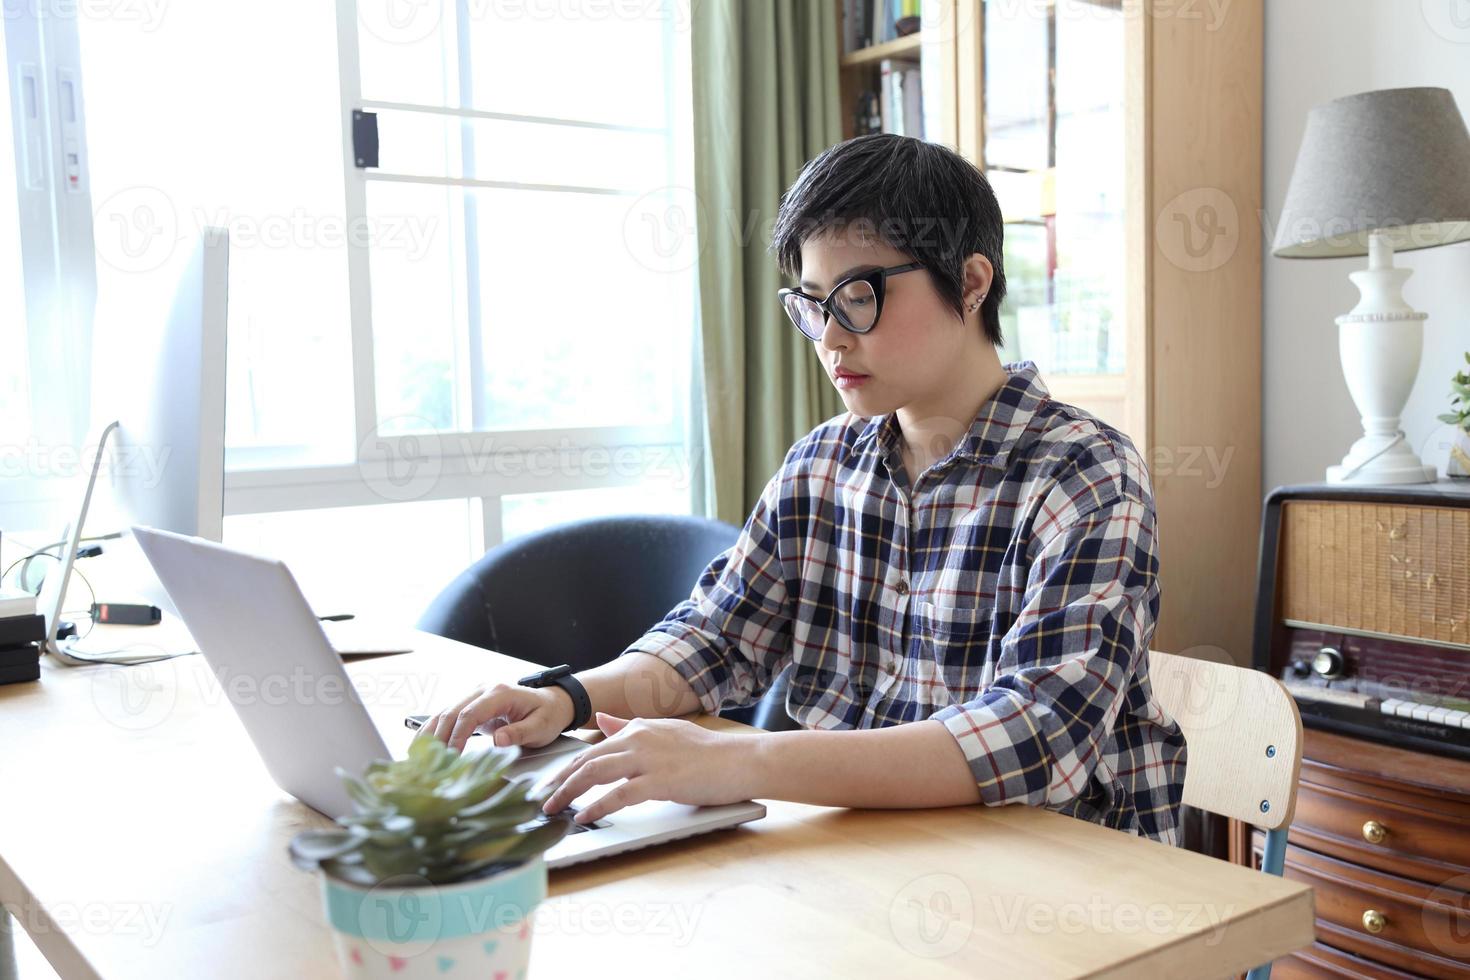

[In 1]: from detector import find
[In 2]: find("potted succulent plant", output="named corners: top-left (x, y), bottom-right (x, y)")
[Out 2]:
top-left (290, 732), bottom-right (570, 979)
top-left (1440, 353), bottom-right (1470, 478)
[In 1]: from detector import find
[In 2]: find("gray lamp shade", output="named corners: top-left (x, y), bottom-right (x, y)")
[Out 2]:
top-left (1272, 87), bottom-right (1470, 258)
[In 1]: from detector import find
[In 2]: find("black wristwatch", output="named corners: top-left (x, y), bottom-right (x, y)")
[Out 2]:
top-left (517, 664), bottom-right (592, 733)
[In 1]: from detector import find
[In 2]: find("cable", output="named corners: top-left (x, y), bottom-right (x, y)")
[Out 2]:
top-left (1, 531), bottom-right (124, 570)
top-left (1, 550), bottom-right (97, 639)
top-left (3, 542), bottom-right (195, 666)
top-left (1336, 431), bottom-right (1408, 482)
top-left (49, 643), bottom-right (198, 667)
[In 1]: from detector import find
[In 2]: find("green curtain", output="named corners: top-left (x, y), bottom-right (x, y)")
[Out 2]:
top-left (691, 0), bottom-right (846, 525)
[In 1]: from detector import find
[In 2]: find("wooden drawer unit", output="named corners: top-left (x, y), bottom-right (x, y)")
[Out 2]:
top-left (1292, 772), bottom-right (1470, 881)
top-left (1272, 941), bottom-right (1435, 979)
top-left (1250, 836), bottom-right (1470, 977)
top-left (1233, 729), bottom-right (1470, 976)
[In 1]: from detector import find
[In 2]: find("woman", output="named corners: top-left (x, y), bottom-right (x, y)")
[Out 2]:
top-left (424, 133), bottom-right (1187, 844)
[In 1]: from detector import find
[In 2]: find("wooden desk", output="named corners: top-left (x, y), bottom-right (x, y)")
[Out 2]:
top-left (0, 627), bottom-right (1314, 978)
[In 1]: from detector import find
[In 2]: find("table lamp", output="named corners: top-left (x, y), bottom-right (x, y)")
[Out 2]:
top-left (1273, 87), bottom-right (1470, 484)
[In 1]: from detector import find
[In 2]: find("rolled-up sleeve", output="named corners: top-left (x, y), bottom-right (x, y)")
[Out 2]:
top-left (618, 470), bottom-right (794, 714)
top-left (929, 492), bottom-right (1160, 809)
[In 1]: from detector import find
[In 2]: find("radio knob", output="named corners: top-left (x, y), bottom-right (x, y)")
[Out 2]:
top-left (1311, 647), bottom-right (1345, 679)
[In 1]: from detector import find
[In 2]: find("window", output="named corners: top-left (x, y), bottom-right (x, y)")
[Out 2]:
top-left (502, 484), bottom-right (692, 543)
top-left (983, 0), bottom-right (1126, 377)
top-left (0, 8), bottom-right (99, 534)
top-left (0, 23), bottom-right (29, 448)
top-left (3, 2), bottom-right (699, 616)
top-left (353, 2), bottom-right (692, 440)
top-left (222, 499), bottom-right (484, 628)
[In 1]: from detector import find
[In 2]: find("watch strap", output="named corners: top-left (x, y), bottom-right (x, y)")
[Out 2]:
top-left (549, 673), bottom-right (593, 733)
top-left (517, 665), bottom-right (592, 732)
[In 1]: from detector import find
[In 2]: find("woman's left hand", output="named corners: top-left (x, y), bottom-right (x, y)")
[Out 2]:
top-left (538, 712), bottom-right (764, 824)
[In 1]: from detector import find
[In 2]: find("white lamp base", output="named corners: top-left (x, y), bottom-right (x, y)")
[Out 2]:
top-left (1327, 232), bottom-right (1433, 486)
top-left (1326, 436), bottom-right (1437, 484)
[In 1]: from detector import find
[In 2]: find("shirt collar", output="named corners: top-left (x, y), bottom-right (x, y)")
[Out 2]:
top-left (850, 360), bottom-right (1050, 471)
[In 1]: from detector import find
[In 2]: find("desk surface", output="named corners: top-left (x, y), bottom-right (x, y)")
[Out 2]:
top-left (0, 625), bottom-right (1313, 979)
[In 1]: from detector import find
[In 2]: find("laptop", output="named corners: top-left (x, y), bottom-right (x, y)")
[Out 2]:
top-left (130, 525), bottom-right (767, 869)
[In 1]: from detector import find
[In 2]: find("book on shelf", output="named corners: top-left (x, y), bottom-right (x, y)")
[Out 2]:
top-left (843, 0), bottom-right (866, 51)
top-left (854, 90), bottom-right (882, 136)
top-left (843, 0), bottom-right (921, 54)
top-left (878, 58), bottom-right (923, 138)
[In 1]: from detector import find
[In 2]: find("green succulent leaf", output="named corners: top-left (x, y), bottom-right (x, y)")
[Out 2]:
top-left (497, 819), bottom-right (573, 862)
top-left (319, 857), bottom-right (380, 887)
top-left (289, 828), bottom-right (369, 871)
top-left (290, 731), bottom-right (560, 886)
top-left (457, 776), bottom-right (533, 818)
top-left (341, 773), bottom-right (382, 810)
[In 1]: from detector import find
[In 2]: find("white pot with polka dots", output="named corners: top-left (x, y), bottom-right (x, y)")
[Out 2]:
top-left (320, 856), bottom-right (545, 979)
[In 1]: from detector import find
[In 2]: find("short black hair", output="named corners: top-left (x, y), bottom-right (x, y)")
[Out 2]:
top-left (769, 133), bottom-right (1007, 347)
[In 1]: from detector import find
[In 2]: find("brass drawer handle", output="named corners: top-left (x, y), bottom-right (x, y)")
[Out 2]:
top-left (1361, 820), bottom-right (1387, 844)
top-left (1362, 909), bottom-right (1387, 934)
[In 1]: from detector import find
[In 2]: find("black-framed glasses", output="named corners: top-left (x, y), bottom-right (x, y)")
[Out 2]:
top-left (777, 262), bottom-right (925, 341)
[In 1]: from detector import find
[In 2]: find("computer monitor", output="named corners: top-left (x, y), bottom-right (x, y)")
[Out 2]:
top-left (89, 228), bottom-right (229, 615)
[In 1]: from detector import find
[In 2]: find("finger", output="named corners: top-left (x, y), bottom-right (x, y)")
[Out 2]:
top-left (595, 711), bottom-right (631, 736)
top-left (434, 690), bottom-right (482, 742)
top-left (430, 687), bottom-right (483, 742)
top-left (541, 717), bottom-right (641, 782)
top-left (575, 777), bottom-right (654, 824)
top-left (425, 713), bottom-right (459, 740)
top-left (539, 749), bottom-right (629, 812)
top-left (492, 717), bottom-right (546, 748)
top-left (540, 752), bottom-right (638, 815)
top-left (448, 686), bottom-right (516, 751)
top-left (540, 741), bottom-right (612, 800)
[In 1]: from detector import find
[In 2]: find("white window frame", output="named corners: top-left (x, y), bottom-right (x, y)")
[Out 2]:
top-left (4, 1), bottom-right (699, 549)
top-left (1, 6), bottom-right (99, 533)
top-left (221, 0), bottom-right (698, 548)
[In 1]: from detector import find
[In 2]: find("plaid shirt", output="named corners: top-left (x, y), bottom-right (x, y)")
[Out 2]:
top-left (621, 361), bottom-right (1187, 843)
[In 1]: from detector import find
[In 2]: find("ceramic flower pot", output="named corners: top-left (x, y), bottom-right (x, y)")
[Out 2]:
top-left (1449, 427), bottom-right (1470, 478)
top-left (320, 856), bottom-right (545, 979)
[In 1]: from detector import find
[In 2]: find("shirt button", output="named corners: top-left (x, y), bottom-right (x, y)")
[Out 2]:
top-left (895, 580), bottom-right (909, 596)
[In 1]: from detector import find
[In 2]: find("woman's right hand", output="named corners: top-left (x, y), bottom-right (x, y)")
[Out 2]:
top-left (423, 682), bottom-right (576, 753)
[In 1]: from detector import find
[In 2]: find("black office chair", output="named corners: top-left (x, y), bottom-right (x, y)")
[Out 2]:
top-left (416, 514), bottom-right (800, 732)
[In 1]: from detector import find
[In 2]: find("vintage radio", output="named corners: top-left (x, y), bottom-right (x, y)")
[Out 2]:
top-left (1253, 482), bottom-right (1470, 761)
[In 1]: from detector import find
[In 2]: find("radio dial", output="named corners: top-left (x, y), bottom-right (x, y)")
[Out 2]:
top-left (1311, 647), bottom-right (1345, 679)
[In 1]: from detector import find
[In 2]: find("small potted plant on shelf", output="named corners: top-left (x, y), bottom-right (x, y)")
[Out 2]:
top-left (289, 731), bottom-right (570, 979)
top-left (1439, 352), bottom-right (1470, 478)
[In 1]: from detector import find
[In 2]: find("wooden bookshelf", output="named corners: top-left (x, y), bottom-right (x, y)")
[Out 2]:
top-left (839, 32), bottom-right (923, 69)
top-left (829, 0), bottom-right (1266, 664)
top-left (836, 0), bottom-right (956, 147)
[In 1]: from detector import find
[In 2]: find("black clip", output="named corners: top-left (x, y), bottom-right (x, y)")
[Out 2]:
top-left (352, 109), bottom-right (379, 169)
